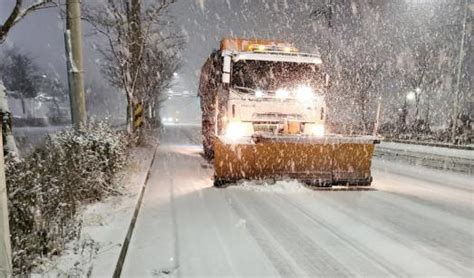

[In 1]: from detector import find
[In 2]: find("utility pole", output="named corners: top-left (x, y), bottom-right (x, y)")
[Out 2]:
top-left (0, 115), bottom-right (12, 277)
top-left (373, 98), bottom-right (382, 136)
top-left (65, 0), bottom-right (86, 129)
top-left (451, 0), bottom-right (468, 144)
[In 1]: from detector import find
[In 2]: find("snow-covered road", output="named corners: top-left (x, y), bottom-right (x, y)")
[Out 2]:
top-left (121, 125), bottom-right (473, 277)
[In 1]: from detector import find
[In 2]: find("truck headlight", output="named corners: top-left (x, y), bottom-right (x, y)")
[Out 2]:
top-left (225, 121), bottom-right (253, 139)
top-left (296, 85), bottom-right (313, 102)
top-left (276, 88), bottom-right (289, 99)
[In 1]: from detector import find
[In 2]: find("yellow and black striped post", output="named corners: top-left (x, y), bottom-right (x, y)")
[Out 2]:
top-left (133, 103), bottom-right (144, 130)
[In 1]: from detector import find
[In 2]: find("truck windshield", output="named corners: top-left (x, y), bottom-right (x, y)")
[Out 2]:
top-left (231, 60), bottom-right (324, 91)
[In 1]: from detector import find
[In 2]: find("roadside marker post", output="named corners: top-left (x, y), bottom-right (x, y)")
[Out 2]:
top-left (134, 103), bottom-right (144, 130)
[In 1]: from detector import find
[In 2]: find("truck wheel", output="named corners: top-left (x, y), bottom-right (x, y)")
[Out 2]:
top-left (202, 119), bottom-right (215, 160)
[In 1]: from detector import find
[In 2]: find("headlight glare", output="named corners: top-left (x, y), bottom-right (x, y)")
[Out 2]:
top-left (311, 125), bottom-right (325, 137)
top-left (225, 121), bottom-right (252, 139)
top-left (255, 89), bottom-right (264, 98)
top-left (296, 85), bottom-right (314, 102)
top-left (304, 124), bottom-right (325, 137)
top-left (276, 88), bottom-right (289, 98)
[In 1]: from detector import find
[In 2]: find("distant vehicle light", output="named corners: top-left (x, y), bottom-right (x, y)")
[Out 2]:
top-left (276, 88), bottom-right (289, 99)
top-left (255, 89), bottom-right (264, 98)
top-left (296, 85), bottom-right (314, 102)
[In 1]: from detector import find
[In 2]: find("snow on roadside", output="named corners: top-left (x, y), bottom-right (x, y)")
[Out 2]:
top-left (235, 180), bottom-right (310, 193)
top-left (377, 141), bottom-right (474, 160)
top-left (31, 145), bottom-right (156, 277)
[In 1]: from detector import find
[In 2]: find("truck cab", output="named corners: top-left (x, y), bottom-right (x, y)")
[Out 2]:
top-left (199, 38), bottom-right (329, 157)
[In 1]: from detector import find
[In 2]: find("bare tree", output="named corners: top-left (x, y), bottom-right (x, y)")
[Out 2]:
top-left (0, 0), bottom-right (58, 159)
top-left (0, 49), bottom-right (40, 116)
top-left (40, 77), bottom-right (69, 123)
top-left (310, 1), bottom-right (389, 134)
top-left (337, 54), bottom-right (385, 133)
top-left (399, 45), bottom-right (441, 123)
top-left (0, 49), bottom-right (68, 121)
top-left (0, 1), bottom-right (58, 270)
top-left (0, 0), bottom-right (57, 43)
top-left (83, 0), bottom-right (184, 134)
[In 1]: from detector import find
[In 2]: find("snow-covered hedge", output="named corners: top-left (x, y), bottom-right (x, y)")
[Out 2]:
top-left (5, 122), bottom-right (128, 274)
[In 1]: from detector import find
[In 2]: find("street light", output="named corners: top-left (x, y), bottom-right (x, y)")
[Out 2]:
top-left (406, 91), bottom-right (416, 101)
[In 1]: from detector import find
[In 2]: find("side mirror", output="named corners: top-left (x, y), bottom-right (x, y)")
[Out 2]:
top-left (222, 56), bottom-right (231, 84)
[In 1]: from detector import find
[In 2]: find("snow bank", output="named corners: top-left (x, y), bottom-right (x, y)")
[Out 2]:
top-left (32, 145), bottom-right (156, 276)
top-left (377, 142), bottom-right (474, 160)
top-left (375, 141), bottom-right (474, 174)
top-left (235, 180), bottom-right (310, 193)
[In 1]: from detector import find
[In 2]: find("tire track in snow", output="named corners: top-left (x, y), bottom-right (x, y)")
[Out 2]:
top-left (165, 148), bottom-right (242, 277)
top-left (369, 190), bottom-right (473, 234)
top-left (188, 179), bottom-right (239, 277)
top-left (314, 192), bottom-right (473, 276)
top-left (223, 190), bottom-right (306, 277)
top-left (272, 193), bottom-right (406, 277)
top-left (361, 192), bottom-right (474, 275)
top-left (226, 190), bottom-right (353, 277)
top-left (167, 168), bottom-right (181, 276)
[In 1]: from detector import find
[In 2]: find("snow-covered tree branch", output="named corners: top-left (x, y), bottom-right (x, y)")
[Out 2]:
top-left (83, 0), bottom-right (184, 133)
top-left (0, 0), bottom-right (57, 43)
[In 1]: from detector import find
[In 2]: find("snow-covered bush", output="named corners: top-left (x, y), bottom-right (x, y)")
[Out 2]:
top-left (6, 122), bottom-right (128, 274)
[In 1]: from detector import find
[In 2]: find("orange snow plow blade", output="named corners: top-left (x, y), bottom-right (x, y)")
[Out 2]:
top-left (214, 136), bottom-right (379, 187)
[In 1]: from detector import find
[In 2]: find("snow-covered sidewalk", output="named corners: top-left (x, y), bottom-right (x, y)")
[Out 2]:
top-left (32, 144), bottom-right (157, 276)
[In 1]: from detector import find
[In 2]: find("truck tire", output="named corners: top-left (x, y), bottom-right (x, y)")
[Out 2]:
top-left (202, 119), bottom-right (215, 160)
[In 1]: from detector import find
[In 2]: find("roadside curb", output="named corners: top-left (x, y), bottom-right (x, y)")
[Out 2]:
top-left (113, 143), bottom-right (159, 277)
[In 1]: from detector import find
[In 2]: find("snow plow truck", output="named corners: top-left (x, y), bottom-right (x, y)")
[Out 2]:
top-left (199, 38), bottom-right (379, 187)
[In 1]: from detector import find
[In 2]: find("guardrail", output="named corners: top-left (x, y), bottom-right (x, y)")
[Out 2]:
top-left (374, 142), bottom-right (473, 174)
top-left (382, 138), bottom-right (474, 151)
